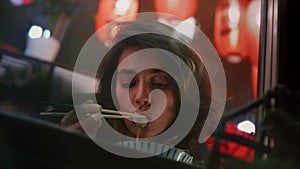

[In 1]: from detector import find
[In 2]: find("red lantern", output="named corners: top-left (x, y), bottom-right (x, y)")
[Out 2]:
top-left (246, 0), bottom-right (261, 98)
top-left (154, 0), bottom-right (199, 20)
top-left (214, 0), bottom-right (251, 64)
top-left (95, 0), bottom-right (139, 46)
top-left (246, 0), bottom-right (261, 66)
top-left (251, 65), bottom-right (258, 98)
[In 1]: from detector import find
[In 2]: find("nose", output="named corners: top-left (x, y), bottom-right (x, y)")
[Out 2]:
top-left (134, 80), bottom-right (151, 110)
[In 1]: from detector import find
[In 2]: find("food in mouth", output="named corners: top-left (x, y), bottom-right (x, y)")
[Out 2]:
top-left (131, 111), bottom-right (149, 128)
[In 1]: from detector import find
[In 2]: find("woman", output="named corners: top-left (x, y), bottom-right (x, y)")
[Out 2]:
top-left (60, 21), bottom-right (212, 165)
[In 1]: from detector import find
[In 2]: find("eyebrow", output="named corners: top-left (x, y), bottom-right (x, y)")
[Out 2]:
top-left (118, 68), bottom-right (165, 75)
top-left (149, 69), bottom-right (165, 74)
top-left (118, 69), bottom-right (136, 75)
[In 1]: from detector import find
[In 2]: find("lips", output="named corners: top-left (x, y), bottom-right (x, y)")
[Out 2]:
top-left (134, 111), bottom-right (150, 121)
top-left (131, 111), bottom-right (150, 127)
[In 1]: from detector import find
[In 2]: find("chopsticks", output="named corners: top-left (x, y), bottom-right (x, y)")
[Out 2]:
top-left (39, 102), bottom-right (146, 120)
top-left (42, 102), bottom-right (145, 117)
top-left (39, 112), bottom-right (133, 119)
top-left (101, 109), bottom-right (144, 118)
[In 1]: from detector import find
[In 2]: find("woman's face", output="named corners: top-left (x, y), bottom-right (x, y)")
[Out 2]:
top-left (115, 47), bottom-right (177, 138)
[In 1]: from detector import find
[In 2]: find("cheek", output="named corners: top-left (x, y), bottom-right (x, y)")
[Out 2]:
top-left (165, 92), bottom-right (176, 110)
top-left (159, 92), bottom-right (177, 123)
top-left (115, 84), bottom-right (124, 108)
top-left (115, 84), bottom-right (132, 110)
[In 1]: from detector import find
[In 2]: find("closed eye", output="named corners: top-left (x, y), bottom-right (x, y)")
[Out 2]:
top-left (151, 81), bottom-right (168, 88)
top-left (151, 75), bottom-right (170, 89)
top-left (121, 80), bottom-right (137, 88)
